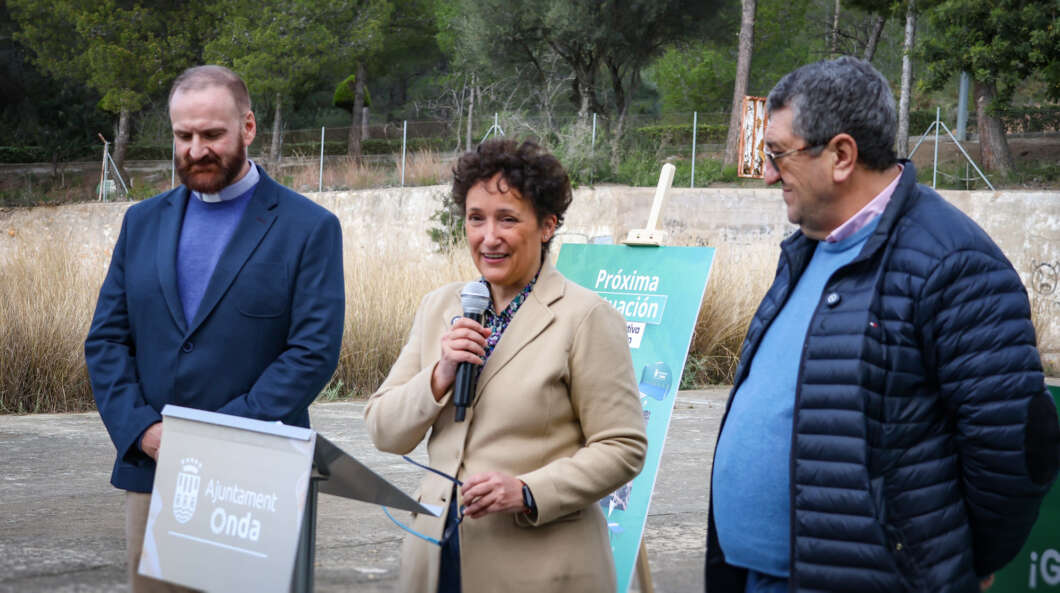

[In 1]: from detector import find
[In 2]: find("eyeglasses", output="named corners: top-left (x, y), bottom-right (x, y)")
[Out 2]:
top-left (381, 456), bottom-right (464, 547)
top-left (763, 144), bottom-right (824, 170)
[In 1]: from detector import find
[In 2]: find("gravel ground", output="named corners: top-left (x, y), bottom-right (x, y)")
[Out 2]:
top-left (0, 388), bottom-right (729, 593)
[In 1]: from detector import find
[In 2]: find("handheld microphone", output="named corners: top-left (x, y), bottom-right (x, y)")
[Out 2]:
top-left (454, 281), bottom-right (491, 422)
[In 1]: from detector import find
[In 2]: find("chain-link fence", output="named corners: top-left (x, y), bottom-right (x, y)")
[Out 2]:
top-left (3, 106), bottom-right (1059, 206)
top-left (2, 110), bottom-right (735, 205)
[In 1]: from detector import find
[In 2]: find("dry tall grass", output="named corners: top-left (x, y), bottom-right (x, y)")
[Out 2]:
top-left (289, 156), bottom-right (392, 192)
top-left (24, 226), bottom-right (1058, 405)
top-left (0, 224), bottom-right (774, 412)
top-left (289, 150), bottom-right (453, 193)
top-left (327, 244), bottom-right (477, 398)
top-left (402, 150), bottom-right (453, 187)
top-left (683, 241), bottom-right (778, 386)
top-left (0, 230), bottom-right (479, 411)
top-left (0, 237), bottom-right (105, 413)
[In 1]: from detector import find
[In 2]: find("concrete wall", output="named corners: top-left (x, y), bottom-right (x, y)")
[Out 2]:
top-left (3, 184), bottom-right (1059, 364)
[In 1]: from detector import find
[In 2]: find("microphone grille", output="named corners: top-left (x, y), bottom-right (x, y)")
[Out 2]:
top-left (460, 281), bottom-right (491, 314)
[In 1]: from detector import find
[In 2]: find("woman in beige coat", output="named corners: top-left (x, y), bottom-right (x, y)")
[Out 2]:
top-left (364, 139), bottom-right (647, 593)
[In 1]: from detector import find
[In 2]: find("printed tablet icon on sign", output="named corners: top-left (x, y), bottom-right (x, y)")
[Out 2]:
top-left (639, 362), bottom-right (672, 403)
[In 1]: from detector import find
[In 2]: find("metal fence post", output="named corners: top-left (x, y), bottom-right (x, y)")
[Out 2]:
top-left (108, 150), bottom-right (128, 196)
top-left (591, 113), bottom-right (597, 186)
top-left (401, 120), bottom-right (408, 187)
top-left (99, 140), bottom-right (108, 202)
top-left (318, 126), bottom-right (325, 193)
top-left (932, 107), bottom-right (940, 189)
top-left (691, 111), bottom-right (698, 188)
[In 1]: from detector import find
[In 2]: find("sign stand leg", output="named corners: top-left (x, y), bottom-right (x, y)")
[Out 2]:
top-left (291, 475), bottom-right (322, 593)
top-left (623, 163), bottom-right (675, 247)
top-left (635, 539), bottom-right (655, 593)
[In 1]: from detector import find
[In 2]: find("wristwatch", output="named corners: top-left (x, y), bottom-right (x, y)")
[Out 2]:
top-left (521, 482), bottom-right (538, 521)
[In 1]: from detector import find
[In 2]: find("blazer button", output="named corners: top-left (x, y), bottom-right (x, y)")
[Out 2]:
top-left (181, 341), bottom-right (194, 353)
top-left (825, 292), bottom-right (841, 307)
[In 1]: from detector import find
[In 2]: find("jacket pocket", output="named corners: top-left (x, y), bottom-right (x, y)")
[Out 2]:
top-left (235, 262), bottom-right (289, 318)
top-left (515, 507), bottom-right (583, 529)
top-left (552, 508), bottom-right (583, 523)
top-left (872, 478), bottom-right (917, 592)
top-left (883, 524), bottom-right (919, 592)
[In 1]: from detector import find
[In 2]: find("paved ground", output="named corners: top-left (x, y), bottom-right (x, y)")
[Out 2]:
top-left (0, 388), bottom-right (728, 593)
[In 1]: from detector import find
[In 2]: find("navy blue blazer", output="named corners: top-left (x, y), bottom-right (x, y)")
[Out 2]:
top-left (85, 166), bottom-right (345, 492)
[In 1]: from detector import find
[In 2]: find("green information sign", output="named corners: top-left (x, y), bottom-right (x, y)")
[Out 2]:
top-left (992, 384), bottom-right (1060, 592)
top-left (556, 243), bottom-right (714, 593)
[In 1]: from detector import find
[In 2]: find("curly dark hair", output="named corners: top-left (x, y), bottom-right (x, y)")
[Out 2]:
top-left (451, 139), bottom-right (573, 253)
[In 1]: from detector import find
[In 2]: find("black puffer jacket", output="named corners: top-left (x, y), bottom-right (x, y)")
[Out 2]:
top-left (706, 162), bottom-right (1060, 592)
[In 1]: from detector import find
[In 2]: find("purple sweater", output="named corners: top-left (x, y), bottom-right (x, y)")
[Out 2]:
top-left (176, 187), bottom-right (255, 326)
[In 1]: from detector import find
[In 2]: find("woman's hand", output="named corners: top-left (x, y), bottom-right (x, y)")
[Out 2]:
top-left (461, 472), bottom-right (526, 519)
top-left (430, 317), bottom-right (491, 401)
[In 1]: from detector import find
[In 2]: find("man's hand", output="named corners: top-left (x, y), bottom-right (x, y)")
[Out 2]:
top-left (980, 574), bottom-right (995, 591)
top-left (140, 422), bottom-right (163, 461)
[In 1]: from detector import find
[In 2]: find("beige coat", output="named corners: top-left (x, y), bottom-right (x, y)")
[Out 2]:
top-left (365, 261), bottom-right (647, 593)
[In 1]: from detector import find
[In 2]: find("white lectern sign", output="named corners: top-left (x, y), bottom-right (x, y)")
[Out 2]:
top-left (140, 405), bottom-right (315, 592)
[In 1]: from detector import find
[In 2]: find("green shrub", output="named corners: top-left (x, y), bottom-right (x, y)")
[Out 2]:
top-left (126, 144), bottom-right (172, 160)
top-left (363, 137), bottom-right (451, 154)
top-left (908, 110), bottom-right (938, 136)
top-left (126, 179), bottom-right (166, 201)
top-left (427, 189), bottom-right (465, 253)
top-left (910, 105), bottom-right (1060, 136)
top-left (333, 74), bottom-right (372, 112)
top-left (614, 150), bottom-right (665, 186)
top-left (608, 151), bottom-right (741, 188)
top-left (281, 136), bottom-right (452, 157)
top-left (1010, 161), bottom-right (1060, 185)
top-left (628, 123), bottom-right (728, 148)
top-left (998, 105), bottom-right (1060, 134)
top-left (0, 146), bottom-right (50, 163)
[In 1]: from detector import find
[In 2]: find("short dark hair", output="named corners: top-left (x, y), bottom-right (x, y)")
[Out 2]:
top-left (451, 139), bottom-right (573, 253)
top-left (169, 65), bottom-right (252, 114)
top-left (767, 56), bottom-right (897, 170)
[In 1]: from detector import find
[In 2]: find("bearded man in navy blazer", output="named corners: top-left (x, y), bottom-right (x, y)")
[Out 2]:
top-left (85, 65), bottom-right (344, 593)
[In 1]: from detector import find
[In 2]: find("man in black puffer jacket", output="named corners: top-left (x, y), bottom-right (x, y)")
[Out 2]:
top-left (706, 56), bottom-right (1060, 593)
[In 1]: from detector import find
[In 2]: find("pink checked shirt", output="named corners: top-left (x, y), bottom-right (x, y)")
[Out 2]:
top-left (825, 164), bottom-right (903, 243)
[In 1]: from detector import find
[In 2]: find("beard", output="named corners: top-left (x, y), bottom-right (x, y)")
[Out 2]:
top-left (176, 143), bottom-right (247, 194)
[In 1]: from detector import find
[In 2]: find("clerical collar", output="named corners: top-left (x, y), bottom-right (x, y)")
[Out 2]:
top-left (192, 160), bottom-right (259, 203)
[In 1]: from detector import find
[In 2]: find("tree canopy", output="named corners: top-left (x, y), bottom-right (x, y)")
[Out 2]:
top-left (921, 0), bottom-right (1059, 104)
top-left (202, 0), bottom-right (390, 158)
top-left (447, 0), bottom-right (724, 122)
top-left (11, 0), bottom-right (195, 116)
top-left (2, 0), bottom-right (1058, 179)
top-left (920, 0), bottom-right (1059, 173)
top-left (9, 0), bottom-right (200, 166)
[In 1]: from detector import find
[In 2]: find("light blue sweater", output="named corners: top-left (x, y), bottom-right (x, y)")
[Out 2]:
top-left (711, 217), bottom-right (880, 577)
